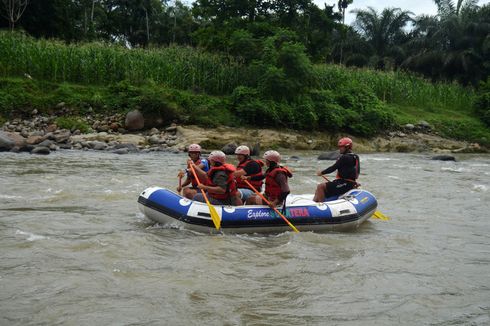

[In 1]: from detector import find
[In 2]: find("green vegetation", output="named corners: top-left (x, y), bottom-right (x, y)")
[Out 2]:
top-left (0, 26), bottom-right (488, 145)
top-left (474, 78), bottom-right (490, 127)
top-left (0, 32), bottom-right (248, 95)
top-left (54, 117), bottom-right (90, 133)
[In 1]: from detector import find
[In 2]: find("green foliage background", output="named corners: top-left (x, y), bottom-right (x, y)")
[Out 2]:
top-left (0, 32), bottom-right (488, 145)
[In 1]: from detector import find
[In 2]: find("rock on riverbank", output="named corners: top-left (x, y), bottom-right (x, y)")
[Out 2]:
top-left (0, 114), bottom-right (485, 155)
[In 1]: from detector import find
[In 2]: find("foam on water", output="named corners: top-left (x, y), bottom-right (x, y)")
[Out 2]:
top-left (15, 230), bottom-right (49, 241)
top-left (441, 167), bottom-right (468, 173)
top-left (472, 184), bottom-right (488, 192)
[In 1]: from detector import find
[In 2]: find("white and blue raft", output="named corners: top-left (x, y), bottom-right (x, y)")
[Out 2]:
top-left (137, 187), bottom-right (378, 234)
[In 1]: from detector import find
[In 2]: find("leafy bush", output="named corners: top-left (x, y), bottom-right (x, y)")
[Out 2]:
top-left (474, 78), bottom-right (490, 127)
top-left (173, 90), bottom-right (234, 127)
top-left (432, 117), bottom-right (490, 146)
top-left (55, 116), bottom-right (90, 133)
top-left (231, 86), bottom-right (279, 125)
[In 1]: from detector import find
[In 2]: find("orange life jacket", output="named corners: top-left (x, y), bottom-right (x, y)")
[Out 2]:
top-left (265, 166), bottom-right (292, 201)
top-left (235, 158), bottom-right (264, 190)
top-left (207, 164), bottom-right (237, 201)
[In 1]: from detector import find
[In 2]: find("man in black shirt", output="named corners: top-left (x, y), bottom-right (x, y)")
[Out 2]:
top-left (313, 137), bottom-right (360, 202)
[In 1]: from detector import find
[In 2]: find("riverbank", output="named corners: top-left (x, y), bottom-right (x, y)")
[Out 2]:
top-left (0, 110), bottom-right (485, 155)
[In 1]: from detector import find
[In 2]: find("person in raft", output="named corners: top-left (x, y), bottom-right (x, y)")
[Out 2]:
top-left (233, 145), bottom-right (264, 204)
top-left (244, 150), bottom-right (292, 207)
top-left (177, 143), bottom-right (210, 199)
top-left (190, 150), bottom-right (240, 205)
top-left (313, 137), bottom-right (360, 202)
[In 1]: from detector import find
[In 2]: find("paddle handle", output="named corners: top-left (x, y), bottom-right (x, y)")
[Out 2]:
top-left (243, 179), bottom-right (299, 233)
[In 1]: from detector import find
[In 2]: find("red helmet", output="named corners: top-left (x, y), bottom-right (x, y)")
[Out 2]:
top-left (208, 150), bottom-right (226, 164)
top-left (338, 137), bottom-right (353, 149)
top-left (235, 145), bottom-right (250, 156)
top-left (188, 143), bottom-right (201, 153)
top-left (263, 150), bottom-right (280, 163)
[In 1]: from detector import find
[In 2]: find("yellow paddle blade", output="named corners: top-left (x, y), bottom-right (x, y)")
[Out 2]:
top-left (205, 198), bottom-right (221, 230)
top-left (372, 210), bottom-right (390, 221)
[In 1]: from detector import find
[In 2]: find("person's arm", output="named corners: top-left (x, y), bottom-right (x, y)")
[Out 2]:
top-left (197, 172), bottom-right (228, 194)
top-left (247, 173), bottom-right (265, 181)
top-left (181, 176), bottom-right (191, 187)
top-left (317, 157), bottom-right (343, 176)
top-left (188, 159), bottom-right (208, 183)
top-left (233, 169), bottom-right (246, 178)
top-left (272, 173), bottom-right (290, 206)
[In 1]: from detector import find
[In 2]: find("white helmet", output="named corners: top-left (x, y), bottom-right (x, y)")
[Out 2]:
top-left (263, 150), bottom-right (280, 163)
top-left (208, 150), bottom-right (226, 164)
top-left (188, 143), bottom-right (202, 153)
top-left (235, 145), bottom-right (250, 155)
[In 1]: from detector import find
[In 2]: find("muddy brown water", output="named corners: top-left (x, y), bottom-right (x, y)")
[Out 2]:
top-left (1, 151), bottom-right (489, 325)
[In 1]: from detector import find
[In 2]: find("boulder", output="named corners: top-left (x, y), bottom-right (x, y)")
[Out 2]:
top-left (31, 146), bottom-right (51, 155)
top-left (113, 148), bottom-right (129, 155)
top-left (54, 131), bottom-right (71, 143)
top-left (221, 143), bottom-right (237, 155)
top-left (88, 141), bottom-right (108, 150)
top-left (317, 151), bottom-right (340, 160)
top-left (431, 155), bottom-right (456, 161)
top-left (114, 143), bottom-right (138, 152)
top-left (38, 139), bottom-right (53, 147)
top-left (251, 143), bottom-right (260, 156)
top-left (0, 131), bottom-right (15, 151)
top-left (26, 135), bottom-right (44, 145)
top-left (125, 110), bottom-right (144, 130)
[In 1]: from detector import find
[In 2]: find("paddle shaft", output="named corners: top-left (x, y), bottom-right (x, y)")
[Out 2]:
top-left (178, 174), bottom-right (183, 195)
top-left (188, 164), bottom-right (221, 230)
top-left (243, 179), bottom-right (299, 233)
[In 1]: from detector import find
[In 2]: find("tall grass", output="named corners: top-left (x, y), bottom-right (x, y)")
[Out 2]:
top-left (0, 31), bottom-right (474, 113)
top-left (0, 31), bottom-right (251, 94)
top-left (315, 65), bottom-right (474, 113)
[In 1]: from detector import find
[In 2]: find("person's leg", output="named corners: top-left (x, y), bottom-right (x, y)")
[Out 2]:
top-left (193, 193), bottom-right (205, 202)
top-left (329, 180), bottom-right (354, 197)
top-left (233, 194), bottom-right (243, 206)
top-left (245, 195), bottom-right (258, 205)
top-left (313, 183), bottom-right (328, 202)
top-left (238, 188), bottom-right (255, 205)
top-left (183, 187), bottom-right (197, 199)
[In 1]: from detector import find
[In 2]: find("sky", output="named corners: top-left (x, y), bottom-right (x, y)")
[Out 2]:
top-left (313, 0), bottom-right (490, 25)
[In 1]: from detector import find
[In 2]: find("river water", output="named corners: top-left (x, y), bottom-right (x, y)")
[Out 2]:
top-left (1, 150), bottom-right (489, 325)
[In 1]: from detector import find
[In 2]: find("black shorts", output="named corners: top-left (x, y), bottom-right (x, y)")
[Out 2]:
top-left (324, 179), bottom-right (356, 197)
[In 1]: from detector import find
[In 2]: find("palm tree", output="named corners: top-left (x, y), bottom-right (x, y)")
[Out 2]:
top-left (351, 7), bottom-right (413, 69)
top-left (402, 0), bottom-right (489, 85)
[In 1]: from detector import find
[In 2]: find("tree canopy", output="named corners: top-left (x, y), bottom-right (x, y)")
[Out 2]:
top-left (0, 0), bottom-right (489, 85)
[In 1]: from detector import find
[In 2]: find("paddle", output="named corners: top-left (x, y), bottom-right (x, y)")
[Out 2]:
top-left (243, 179), bottom-right (299, 233)
top-left (188, 163), bottom-right (221, 230)
top-left (319, 175), bottom-right (390, 221)
top-left (178, 171), bottom-right (183, 195)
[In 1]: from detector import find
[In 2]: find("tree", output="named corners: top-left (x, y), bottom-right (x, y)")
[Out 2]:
top-left (403, 1), bottom-right (489, 84)
top-left (1, 0), bottom-right (29, 30)
top-left (337, 0), bottom-right (352, 64)
top-left (351, 7), bottom-right (413, 69)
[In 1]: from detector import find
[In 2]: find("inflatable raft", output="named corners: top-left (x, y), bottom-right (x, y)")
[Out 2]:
top-left (137, 187), bottom-right (378, 233)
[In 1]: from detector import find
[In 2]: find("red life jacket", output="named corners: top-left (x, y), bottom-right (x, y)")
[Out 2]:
top-left (235, 158), bottom-right (264, 190)
top-left (207, 164), bottom-right (237, 200)
top-left (265, 166), bottom-right (292, 201)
